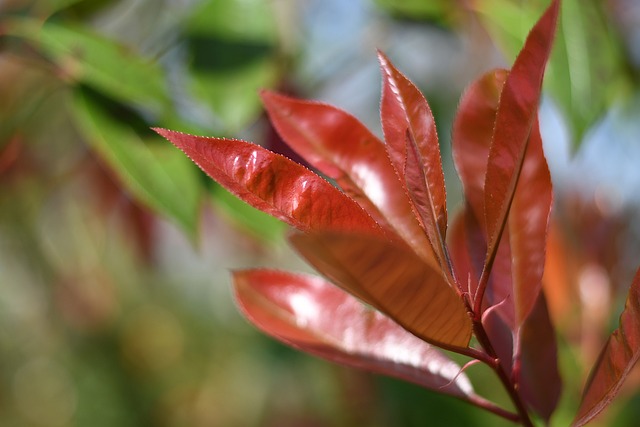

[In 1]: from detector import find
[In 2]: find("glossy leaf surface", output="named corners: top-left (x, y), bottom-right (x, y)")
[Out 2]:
top-left (289, 232), bottom-right (472, 348)
top-left (260, 90), bottom-right (433, 262)
top-left (574, 268), bottom-right (640, 426)
top-left (378, 51), bottom-right (448, 263)
top-left (154, 129), bottom-right (382, 235)
top-left (483, 0), bottom-right (558, 263)
top-left (234, 269), bottom-right (476, 399)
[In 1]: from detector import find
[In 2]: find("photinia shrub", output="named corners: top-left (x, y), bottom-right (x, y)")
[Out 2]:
top-left (155, 0), bottom-right (640, 425)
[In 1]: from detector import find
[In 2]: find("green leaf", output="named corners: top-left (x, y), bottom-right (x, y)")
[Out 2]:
top-left (185, 0), bottom-right (277, 42)
top-left (213, 187), bottom-right (286, 243)
top-left (188, 58), bottom-right (278, 133)
top-left (373, 0), bottom-right (454, 24)
top-left (8, 18), bottom-right (171, 117)
top-left (72, 92), bottom-right (201, 237)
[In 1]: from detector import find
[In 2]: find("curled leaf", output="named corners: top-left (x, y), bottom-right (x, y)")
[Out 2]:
top-left (289, 232), bottom-right (472, 349)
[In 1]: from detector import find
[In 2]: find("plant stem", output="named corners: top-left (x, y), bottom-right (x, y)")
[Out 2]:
top-left (473, 320), bottom-right (534, 427)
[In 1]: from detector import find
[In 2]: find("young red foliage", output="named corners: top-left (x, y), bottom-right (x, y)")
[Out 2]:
top-left (233, 269), bottom-right (473, 397)
top-left (259, 90), bottom-right (435, 265)
top-left (154, 1), bottom-right (640, 425)
top-left (479, 0), bottom-right (559, 320)
top-left (378, 51), bottom-right (448, 267)
top-left (289, 232), bottom-right (471, 348)
top-left (152, 129), bottom-right (383, 236)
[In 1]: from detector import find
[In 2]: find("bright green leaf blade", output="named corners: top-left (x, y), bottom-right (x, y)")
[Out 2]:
top-left (8, 18), bottom-right (171, 116)
top-left (188, 58), bottom-right (279, 133)
top-left (71, 92), bottom-right (201, 237)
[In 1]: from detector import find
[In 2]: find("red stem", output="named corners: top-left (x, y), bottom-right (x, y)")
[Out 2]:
top-left (442, 243), bottom-right (533, 426)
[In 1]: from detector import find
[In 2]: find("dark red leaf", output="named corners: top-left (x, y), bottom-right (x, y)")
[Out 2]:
top-left (508, 117), bottom-right (553, 324)
top-left (289, 232), bottom-right (471, 348)
top-left (154, 128), bottom-right (381, 235)
top-left (518, 292), bottom-right (562, 422)
top-left (378, 51), bottom-right (448, 265)
top-left (233, 269), bottom-right (476, 400)
top-left (573, 268), bottom-right (640, 426)
top-left (483, 0), bottom-right (559, 265)
top-left (260, 90), bottom-right (434, 262)
top-left (453, 69), bottom-right (554, 327)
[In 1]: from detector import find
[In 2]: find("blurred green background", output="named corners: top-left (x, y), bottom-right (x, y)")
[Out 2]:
top-left (1, 0), bottom-right (640, 426)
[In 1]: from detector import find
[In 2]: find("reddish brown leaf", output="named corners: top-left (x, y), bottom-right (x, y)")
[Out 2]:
top-left (378, 51), bottom-right (448, 264)
top-left (574, 268), bottom-right (640, 427)
top-left (452, 68), bottom-right (508, 227)
top-left (518, 292), bottom-right (562, 422)
top-left (509, 118), bottom-right (553, 324)
top-left (448, 207), bottom-right (488, 300)
top-left (233, 269), bottom-right (476, 400)
top-left (154, 128), bottom-right (381, 235)
top-left (483, 0), bottom-right (559, 265)
top-left (260, 90), bottom-right (434, 263)
top-left (289, 232), bottom-right (472, 349)
top-left (453, 66), bottom-right (553, 327)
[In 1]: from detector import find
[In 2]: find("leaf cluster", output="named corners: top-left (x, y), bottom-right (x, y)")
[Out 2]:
top-left (152, 0), bottom-right (640, 425)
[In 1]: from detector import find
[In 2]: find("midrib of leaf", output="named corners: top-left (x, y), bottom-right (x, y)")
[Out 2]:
top-left (404, 129), bottom-right (452, 280)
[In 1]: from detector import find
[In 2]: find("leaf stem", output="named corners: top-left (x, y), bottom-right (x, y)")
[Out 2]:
top-left (467, 395), bottom-right (520, 424)
top-left (472, 320), bottom-right (534, 427)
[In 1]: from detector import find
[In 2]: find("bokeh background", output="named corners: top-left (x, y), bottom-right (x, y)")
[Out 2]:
top-left (2, 0), bottom-right (640, 426)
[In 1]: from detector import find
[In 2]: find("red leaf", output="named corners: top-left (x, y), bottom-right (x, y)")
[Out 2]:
top-left (453, 69), bottom-right (554, 327)
top-left (233, 269), bottom-right (476, 400)
top-left (452, 68), bottom-right (508, 227)
top-left (154, 128), bottom-right (381, 235)
top-left (509, 118), bottom-right (553, 324)
top-left (483, 0), bottom-right (559, 267)
top-left (289, 232), bottom-right (472, 349)
top-left (573, 268), bottom-right (640, 426)
top-left (378, 51), bottom-right (448, 265)
top-left (260, 90), bottom-right (434, 263)
top-left (518, 292), bottom-right (562, 422)
top-left (448, 207), bottom-right (491, 300)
